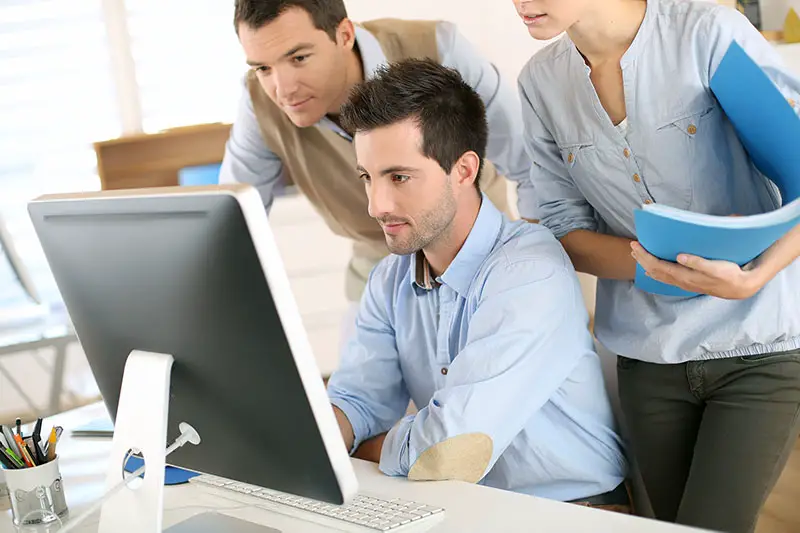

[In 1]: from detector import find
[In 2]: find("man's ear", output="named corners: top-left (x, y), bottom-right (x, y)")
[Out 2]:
top-left (337, 18), bottom-right (357, 50)
top-left (453, 151), bottom-right (481, 188)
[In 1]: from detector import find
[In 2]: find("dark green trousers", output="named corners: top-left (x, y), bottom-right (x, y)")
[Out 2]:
top-left (617, 349), bottom-right (800, 533)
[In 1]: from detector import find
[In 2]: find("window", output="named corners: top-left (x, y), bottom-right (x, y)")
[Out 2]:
top-left (0, 0), bottom-right (247, 306)
top-left (126, 0), bottom-right (246, 133)
top-left (0, 0), bottom-right (121, 305)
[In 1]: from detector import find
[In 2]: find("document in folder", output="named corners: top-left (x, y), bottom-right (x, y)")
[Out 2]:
top-left (633, 41), bottom-right (800, 297)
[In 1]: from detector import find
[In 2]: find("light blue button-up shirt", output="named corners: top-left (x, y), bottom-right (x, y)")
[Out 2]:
top-left (220, 22), bottom-right (532, 215)
top-left (327, 198), bottom-right (627, 501)
top-left (518, 0), bottom-right (800, 364)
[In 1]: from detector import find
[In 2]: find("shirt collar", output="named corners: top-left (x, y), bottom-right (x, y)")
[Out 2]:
top-left (412, 251), bottom-right (440, 291)
top-left (411, 195), bottom-right (504, 297)
top-left (620, 0), bottom-right (656, 67)
top-left (354, 25), bottom-right (388, 81)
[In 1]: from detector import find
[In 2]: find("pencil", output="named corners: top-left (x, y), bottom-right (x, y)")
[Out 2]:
top-left (14, 435), bottom-right (34, 467)
top-left (46, 427), bottom-right (58, 462)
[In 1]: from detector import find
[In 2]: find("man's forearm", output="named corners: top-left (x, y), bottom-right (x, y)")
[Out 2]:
top-left (560, 230), bottom-right (636, 281)
top-left (333, 405), bottom-right (355, 451)
top-left (353, 433), bottom-right (387, 464)
top-left (333, 404), bottom-right (386, 463)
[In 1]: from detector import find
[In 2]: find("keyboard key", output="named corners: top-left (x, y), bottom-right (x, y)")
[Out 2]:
top-left (189, 475), bottom-right (444, 531)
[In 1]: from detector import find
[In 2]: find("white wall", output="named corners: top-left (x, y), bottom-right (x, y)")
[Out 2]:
top-left (345, 0), bottom-right (549, 88)
top-left (759, 0), bottom-right (800, 31)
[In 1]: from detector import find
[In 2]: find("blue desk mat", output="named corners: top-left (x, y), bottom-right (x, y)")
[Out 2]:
top-left (123, 456), bottom-right (200, 485)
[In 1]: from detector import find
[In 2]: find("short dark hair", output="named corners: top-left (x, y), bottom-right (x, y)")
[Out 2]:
top-left (234, 0), bottom-right (348, 40)
top-left (340, 59), bottom-right (488, 188)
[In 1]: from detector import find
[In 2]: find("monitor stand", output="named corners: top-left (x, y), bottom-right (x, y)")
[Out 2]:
top-left (164, 512), bottom-right (281, 533)
top-left (98, 350), bottom-right (173, 533)
top-left (97, 351), bottom-right (284, 533)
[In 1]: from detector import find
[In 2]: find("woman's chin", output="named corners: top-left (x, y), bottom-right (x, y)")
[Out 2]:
top-left (526, 22), bottom-right (565, 41)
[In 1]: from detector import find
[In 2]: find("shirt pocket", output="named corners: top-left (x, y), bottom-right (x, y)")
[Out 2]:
top-left (650, 104), bottom-right (719, 209)
top-left (558, 142), bottom-right (597, 183)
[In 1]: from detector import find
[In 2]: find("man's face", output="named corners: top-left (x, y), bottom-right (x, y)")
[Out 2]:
top-left (238, 8), bottom-right (353, 127)
top-left (355, 119), bottom-right (460, 256)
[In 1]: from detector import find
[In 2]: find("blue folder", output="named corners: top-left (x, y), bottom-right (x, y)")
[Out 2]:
top-left (123, 456), bottom-right (200, 485)
top-left (71, 418), bottom-right (114, 437)
top-left (178, 163), bottom-right (221, 186)
top-left (634, 41), bottom-right (800, 297)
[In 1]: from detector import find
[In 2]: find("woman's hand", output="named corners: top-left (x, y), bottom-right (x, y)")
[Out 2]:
top-left (630, 241), bottom-right (766, 299)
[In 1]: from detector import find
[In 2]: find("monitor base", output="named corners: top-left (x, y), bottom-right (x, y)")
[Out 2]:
top-left (165, 512), bottom-right (282, 532)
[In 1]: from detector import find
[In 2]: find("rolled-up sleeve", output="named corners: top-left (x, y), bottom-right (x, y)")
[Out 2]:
top-left (218, 76), bottom-right (286, 213)
top-left (436, 22), bottom-right (531, 193)
top-left (326, 265), bottom-right (410, 454)
top-left (517, 73), bottom-right (597, 237)
top-left (379, 260), bottom-right (590, 481)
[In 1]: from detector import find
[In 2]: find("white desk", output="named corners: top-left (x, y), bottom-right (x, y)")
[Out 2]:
top-left (0, 403), bottom-right (710, 533)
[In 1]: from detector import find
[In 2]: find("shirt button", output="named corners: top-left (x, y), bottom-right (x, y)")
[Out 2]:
top-left (687, 124), bottom-right (697, 135)
top-left (567, 153), bottom-right (575, 164)
top-left (623, 148), bottom-right (630, 158)
top-left (633, 173), bottom-right (641, 182)
top-left (441, 367), bottom-right (448, 376)
top-left (789, 98), bottom-right (796, 107)
top-left (644, 199), bottom-right (653, 205)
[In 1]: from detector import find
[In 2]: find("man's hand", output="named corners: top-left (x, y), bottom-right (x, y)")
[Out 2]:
top-left (631, 241), bottom-right (766, 299)
top-left (333, 405), bottom-right (355, 452)
top-left (353, 433), bottom-right (387, 464)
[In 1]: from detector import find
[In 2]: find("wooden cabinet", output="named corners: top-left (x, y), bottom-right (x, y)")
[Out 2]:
top-left (93, 123), bottom-right (231, 190)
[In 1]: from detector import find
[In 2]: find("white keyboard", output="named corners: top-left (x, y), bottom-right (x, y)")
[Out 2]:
top-left (189, 474), bottom-right (444, 531)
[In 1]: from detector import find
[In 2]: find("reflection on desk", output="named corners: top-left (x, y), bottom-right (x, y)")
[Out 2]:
top-left (0, 403), bottom-right (712, 533)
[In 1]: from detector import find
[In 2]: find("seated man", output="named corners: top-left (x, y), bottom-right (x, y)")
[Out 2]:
top-left (327, 59), bottom-right (629, 509)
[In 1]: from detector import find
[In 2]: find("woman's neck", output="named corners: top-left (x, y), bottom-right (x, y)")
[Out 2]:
top-left (567, 0), bottom-right (647, 65)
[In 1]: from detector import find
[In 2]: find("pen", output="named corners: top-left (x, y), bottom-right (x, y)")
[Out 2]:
top-left (24, 437), bottom-right (40, 466)
top-left (2, 425), bottom-right (21, 458)
top-left (14, 434), bottom-right (34, 468)
top-left (31, 418), bottom-right (46, 464)
top-left (46, 427), bottom-right (58, 462)
top-left (15, 418), bottom-right (21, 436)
top-left (34, 439), bottom-right (45, 465)
top-left (3, 448), bottom-right (24, 469)
top-left (0, 449), bottom-right (16, 469)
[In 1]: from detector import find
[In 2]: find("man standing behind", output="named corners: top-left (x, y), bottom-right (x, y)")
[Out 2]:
top-left (326, 59), bottom-right (629, 510)
top-left (222, 0), bottom-right (531, 306)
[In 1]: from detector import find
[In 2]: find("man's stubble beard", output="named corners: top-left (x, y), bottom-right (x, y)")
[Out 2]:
top-left (385, 180), bottom-right (457, 256)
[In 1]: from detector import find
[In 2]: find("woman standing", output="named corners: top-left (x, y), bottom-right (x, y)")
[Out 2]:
top-left (514, 0), bottom-right (800, 531)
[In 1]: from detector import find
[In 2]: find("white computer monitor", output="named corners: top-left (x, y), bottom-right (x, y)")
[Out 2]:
top-left (28, 185), bottom-right (357, 532)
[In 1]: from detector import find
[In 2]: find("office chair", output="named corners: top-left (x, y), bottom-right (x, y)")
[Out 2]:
top-left (0, 214), bottom-right (41, 305)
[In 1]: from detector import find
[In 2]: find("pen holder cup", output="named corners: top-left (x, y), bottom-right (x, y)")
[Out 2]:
top-left (3, 457), bottom-right (68, 527)
top-left (0, 468), bottom-right (7, 499)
